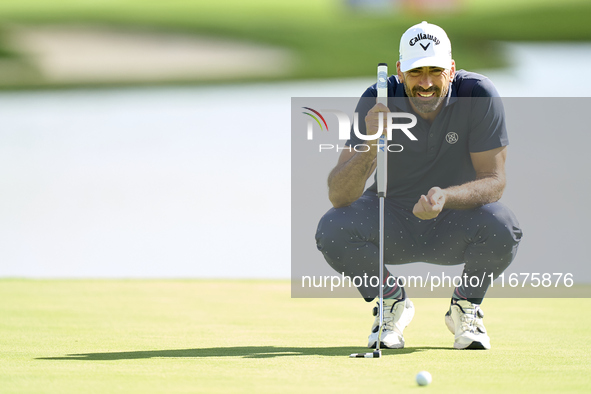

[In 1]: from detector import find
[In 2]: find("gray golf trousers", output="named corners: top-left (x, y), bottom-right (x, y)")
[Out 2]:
top-left (315, 194), bottom-right (523, 301)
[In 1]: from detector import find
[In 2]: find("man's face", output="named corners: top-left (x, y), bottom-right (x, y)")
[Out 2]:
top-left (397, 62), bottom-right (455, 115)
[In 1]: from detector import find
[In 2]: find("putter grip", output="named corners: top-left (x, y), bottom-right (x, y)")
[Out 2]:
top-left (377, 63), bottom-right (388, 197)
top-left (377, 63), bottom-right (388, 106)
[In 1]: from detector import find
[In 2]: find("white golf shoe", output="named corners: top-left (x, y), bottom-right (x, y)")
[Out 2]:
top-left (445, 300), bottom-right (491, 350)
top-left (367, 298), bottom-right (415, 349)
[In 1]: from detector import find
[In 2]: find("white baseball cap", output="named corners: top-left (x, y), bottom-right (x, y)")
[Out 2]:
top-left (399, 21), bottom-right (452, 72)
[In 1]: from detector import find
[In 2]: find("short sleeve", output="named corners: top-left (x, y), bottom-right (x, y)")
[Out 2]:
top-left (468, 79), bottom-right (508, 152)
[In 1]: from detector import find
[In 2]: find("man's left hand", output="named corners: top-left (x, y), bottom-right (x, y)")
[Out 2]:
top-left (413, 187), bottom-right (446, 220)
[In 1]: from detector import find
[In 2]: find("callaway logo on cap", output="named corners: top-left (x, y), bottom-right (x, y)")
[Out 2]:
top-left (399, 21), bottom-right (452, 72)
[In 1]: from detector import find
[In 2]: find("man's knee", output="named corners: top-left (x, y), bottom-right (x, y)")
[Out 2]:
top-left (315, 200), bottom-right (379, 258)
top-left (316, 207), bottom-right (355, 250)
top-left (475, 202), bottom-right (523, 247)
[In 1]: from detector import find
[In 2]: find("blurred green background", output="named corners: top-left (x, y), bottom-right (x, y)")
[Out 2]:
top-left (0, 0), bottom-right (590, 89)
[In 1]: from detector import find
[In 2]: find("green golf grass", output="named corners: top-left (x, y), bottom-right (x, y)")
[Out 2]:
top-left (1, 280), bottom-right (589, 393)
top-left (0, 0), bottom-right (590, 88)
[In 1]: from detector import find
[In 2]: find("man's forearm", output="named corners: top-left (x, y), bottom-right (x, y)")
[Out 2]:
top-left (328, 152), bottom-right (376, 208)
top-left (442, 174), bottom-right (505, 210)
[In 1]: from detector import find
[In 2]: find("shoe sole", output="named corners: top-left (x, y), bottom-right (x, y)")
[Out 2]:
top-left (370, 340), bottom-right (486, 350)
top-left (368, 341), bottom-right (404, 350)
top-left (455, 341), bottom-right (488, 350)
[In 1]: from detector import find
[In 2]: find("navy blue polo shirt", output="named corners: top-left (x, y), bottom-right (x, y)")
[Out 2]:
top-left (347, 70), bottom-right (508, 210)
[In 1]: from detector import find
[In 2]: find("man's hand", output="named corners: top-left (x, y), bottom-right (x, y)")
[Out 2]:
top-left (413, 187), bottom-right (446, 220)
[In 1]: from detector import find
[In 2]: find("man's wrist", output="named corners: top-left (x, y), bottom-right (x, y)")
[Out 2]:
top-left (440, 188), bottom-right (450, 208)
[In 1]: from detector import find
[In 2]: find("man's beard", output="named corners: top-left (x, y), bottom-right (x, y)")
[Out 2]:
top-left (404, 83), bottom-right (448, 114)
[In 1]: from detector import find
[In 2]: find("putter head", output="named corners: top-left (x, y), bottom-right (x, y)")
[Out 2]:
top-left (349, 349), bottom-right (382, 358)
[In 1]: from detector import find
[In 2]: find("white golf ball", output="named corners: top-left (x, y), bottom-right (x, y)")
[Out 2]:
top-left (416, 371), bottom-right (432, 386)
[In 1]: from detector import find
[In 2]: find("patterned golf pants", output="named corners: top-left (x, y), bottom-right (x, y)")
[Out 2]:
top-left (315, 194), bottom-right (523, 301)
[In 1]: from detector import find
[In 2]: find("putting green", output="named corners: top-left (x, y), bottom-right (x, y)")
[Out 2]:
top-left (0, 280), bottom-right (589, 393)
